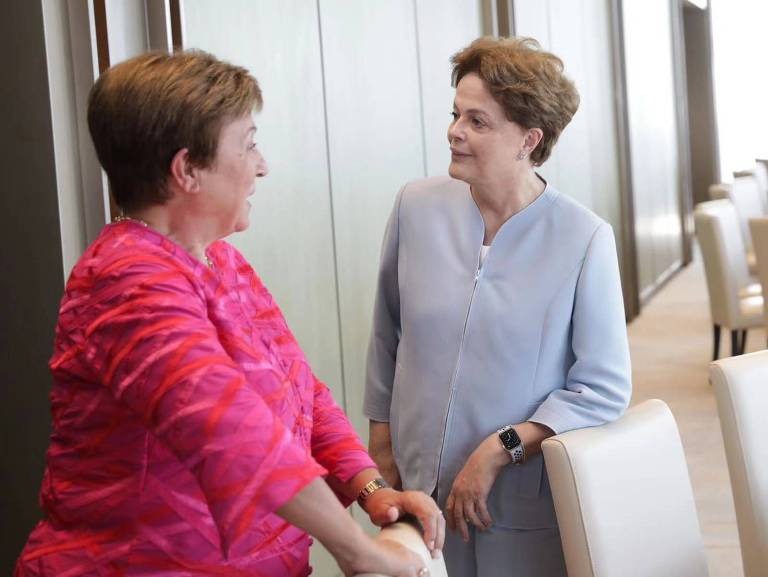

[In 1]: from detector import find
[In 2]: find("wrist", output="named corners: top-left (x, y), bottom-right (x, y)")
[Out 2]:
top-left (497, 424), bottom-right (526, 465)
top-left (357, 477), bottom-right (391, 510)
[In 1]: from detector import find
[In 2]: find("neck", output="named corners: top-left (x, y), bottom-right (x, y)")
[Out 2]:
top-left (122, 202), bottom-right (215, 265)
top-left (471, 169), bottom-right (545, 244)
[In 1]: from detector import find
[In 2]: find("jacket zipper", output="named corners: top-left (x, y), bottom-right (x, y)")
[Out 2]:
top-left (434, 259), bottom-right (483, 490)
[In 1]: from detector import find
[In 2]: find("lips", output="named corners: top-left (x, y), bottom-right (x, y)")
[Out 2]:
top-left (450, 148), bottom-right (471, 157)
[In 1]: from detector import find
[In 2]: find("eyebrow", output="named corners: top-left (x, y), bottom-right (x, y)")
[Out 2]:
top-left (452, 105), bottom-right (491, 116)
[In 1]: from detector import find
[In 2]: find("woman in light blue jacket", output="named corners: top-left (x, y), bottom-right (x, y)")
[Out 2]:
top-left (364, 37), bottom-right (632, 577)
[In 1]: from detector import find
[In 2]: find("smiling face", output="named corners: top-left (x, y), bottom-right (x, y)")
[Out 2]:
top-left (447, 72), bottom-right (533, 189)
top-left (197, 113), bottom-right (268, 236)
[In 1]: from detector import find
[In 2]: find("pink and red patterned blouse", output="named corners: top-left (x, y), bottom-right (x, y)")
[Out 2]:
top-left (16, 221), bottom-right (375, 577)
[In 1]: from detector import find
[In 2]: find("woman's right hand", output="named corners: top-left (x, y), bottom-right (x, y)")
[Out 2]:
top-left (340, 536), bottom-right (427, 577)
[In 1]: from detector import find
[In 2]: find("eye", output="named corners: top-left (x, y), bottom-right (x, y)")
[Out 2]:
top-left (471, 117), bottom-right (486, 128)
top-left (247, 140), bottom-right (258, 151)
top-left (450, 111), bottom-right (459, 121)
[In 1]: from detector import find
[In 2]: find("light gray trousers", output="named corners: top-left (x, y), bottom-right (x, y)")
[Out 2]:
top-left (442, 523), bottom-right (567, 577)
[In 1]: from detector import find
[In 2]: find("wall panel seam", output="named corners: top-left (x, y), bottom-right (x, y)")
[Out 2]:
top-left (315, 0), bottom-right (348, 412)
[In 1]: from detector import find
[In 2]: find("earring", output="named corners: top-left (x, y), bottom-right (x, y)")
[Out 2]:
top-left (516, 150), bottom-right (528, 161)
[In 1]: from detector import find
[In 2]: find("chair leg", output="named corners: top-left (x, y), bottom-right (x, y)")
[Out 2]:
top-left (731, 330), bottom-right (740, 356)
top-left (740, 330), bottom-right (748, 355)
top-left (713, 325), bottom-right (721, 360)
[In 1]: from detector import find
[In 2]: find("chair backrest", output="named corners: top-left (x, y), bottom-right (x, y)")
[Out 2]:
top-left (542, 400), bottom-right (708, 577)
top-left (709, 183), bottom-right (731, 201)
top-left (749, 218), bottom-right (768, 325)
top-left (695, 200), bottom-right (751, 326)
top-left (356, 518), bottom-right (448, 577)
top-left (730, 176), bottom-right (766, 253)
top-left (753, 162), bottom-right (768, 212)
top-left (710, 351), bottom-right (768, 577)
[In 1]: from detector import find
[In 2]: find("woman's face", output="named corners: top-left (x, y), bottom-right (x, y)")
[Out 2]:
top-left (447, 72), bottom-right (530, 188)
top-left (197, 113), bottom-right (268, 235)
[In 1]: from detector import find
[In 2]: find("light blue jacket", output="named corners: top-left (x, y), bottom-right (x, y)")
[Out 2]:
top-left (364, 176), bottom-right (632, 529)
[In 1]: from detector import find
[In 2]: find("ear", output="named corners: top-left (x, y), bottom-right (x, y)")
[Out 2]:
top-left (524, 128), bottom-right (544, 153)
top-left (168, 148), bottom-right (201, 195)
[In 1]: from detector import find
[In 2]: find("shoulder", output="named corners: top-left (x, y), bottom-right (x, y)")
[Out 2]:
top-left (400, 175), bottom-right (467, 201)
top-left (67, 223), bottom-right (202, 302)
top-left (397, 176), bottom-right (472, 217)
top-left (547, 185), bottom-right (612, 244)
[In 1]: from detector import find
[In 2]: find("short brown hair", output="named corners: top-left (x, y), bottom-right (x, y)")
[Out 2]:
top-left (88, 50), bottom-right (262, 211)
top-left (451, 37), bottom-right (579, 165)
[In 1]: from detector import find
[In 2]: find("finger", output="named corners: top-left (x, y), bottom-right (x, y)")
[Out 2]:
top-left (419, 504), bottom-right (439, 555)
top-left (434, 508), bottom-right (446, 556)
top-left (453, 499), bottom-right (469, 543)
top-left (445, 494), bottom-right (456, 532)
top-left (463, 500), bottom-right (483, 531)
top-left (476, 497), bottom-right (493, 529)
top-left (387, 505), bottom-right (400, 523)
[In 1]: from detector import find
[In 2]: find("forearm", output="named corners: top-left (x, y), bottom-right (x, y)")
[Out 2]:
top-left (515, 421), bottom-right (555, 459)
top-left (276, 477), bottom-right (370, 566)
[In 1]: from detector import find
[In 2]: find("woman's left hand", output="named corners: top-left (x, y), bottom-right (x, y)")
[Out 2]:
top-left (364, 488), bottom-right (446, 558)
top-left (446, 433), bottom-right (509, 542)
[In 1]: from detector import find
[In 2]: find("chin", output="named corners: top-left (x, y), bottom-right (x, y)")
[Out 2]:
top-left (448, 163), bottom-right (471, 184)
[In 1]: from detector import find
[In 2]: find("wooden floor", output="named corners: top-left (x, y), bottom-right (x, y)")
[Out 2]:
top-left (627, 255), bottom-right (765, 577)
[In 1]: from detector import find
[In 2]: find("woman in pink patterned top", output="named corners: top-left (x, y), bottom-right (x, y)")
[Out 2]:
top-left (15, 51), bottom-right (443, 577)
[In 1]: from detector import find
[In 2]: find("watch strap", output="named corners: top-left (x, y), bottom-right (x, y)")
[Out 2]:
top-left (357, 477), bottom-right (389, 508)
top-left (497, 424), bottom-right (526, 465)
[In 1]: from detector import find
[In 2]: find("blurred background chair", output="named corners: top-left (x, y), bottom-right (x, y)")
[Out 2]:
top-left (710, 351), bottom-right (768, 577)
top-left (695, 200), bottom-right (763, 358)
top-left (709, 177), bottom-right (766, 275)
top-left (749, 218), bottom-right (768, 345)
top-left (356, 517), bottom-right (448, 577)
top-left (541, 399), bottom-right (708, 577)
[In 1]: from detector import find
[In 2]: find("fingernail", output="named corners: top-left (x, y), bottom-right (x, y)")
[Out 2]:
top-left (429, 540), bottom-right (435, 550)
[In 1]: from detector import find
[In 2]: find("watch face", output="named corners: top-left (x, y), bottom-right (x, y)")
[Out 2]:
top-left (500, 427), bottom-right (521, 450)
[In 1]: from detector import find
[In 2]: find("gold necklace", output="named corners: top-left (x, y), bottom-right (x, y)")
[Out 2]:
top-left (114, 214), bottom-right (214, 269)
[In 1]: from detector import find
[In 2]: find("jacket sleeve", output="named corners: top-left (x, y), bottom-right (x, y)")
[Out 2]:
top-left (82, 256), bottom-right (326, 555)
top-left (311, 375), bottom-right (377, 507)
top-left (529, 222), bottom-right (632, 433)
top-left (363, 187), bottom-right (404, 423)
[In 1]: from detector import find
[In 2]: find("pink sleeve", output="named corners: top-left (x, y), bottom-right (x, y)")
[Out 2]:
top-left (311, 376), bottom-right (377, 507)
top-left (82, 256), bottom-right (326, 554)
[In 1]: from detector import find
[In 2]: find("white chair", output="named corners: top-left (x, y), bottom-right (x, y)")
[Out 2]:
top-left (752, 162), bottom-right (768, 213)
top-left (695, 200), bottom-right (763, 358)
top-left (356, 518), bottom-right (448, 577)
top-left (710, 351), bottom-right (768, 577)
top-left (749, 217), bottom-right (768, 337)
top-left (542, 400), bottom-right (709, 577)
top-left (709, 182), bottom-right (730, 201)
top-left (732, 177), bottom-right (766, 269)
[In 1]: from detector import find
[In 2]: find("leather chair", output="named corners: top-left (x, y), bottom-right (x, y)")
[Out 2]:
top-left (541, 400), bottom-right (709, 577)
top-left (695, 200), bottom-right (763, 358)
top-left (753, 163), bottom-right (768, 212)
top-left (749, 218), bottom-right (768, 338)
top-left (732, 177), bottom-right (765, 267)
top-left (356, 517), bottom-right (448, 577)
top-left (710, 351), bottom-right (768, 577)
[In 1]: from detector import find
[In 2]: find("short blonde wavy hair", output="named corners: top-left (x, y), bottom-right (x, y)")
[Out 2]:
top-left (451, 37), bottom-right (579, 165)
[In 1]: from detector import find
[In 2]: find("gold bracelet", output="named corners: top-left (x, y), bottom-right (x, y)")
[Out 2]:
top-left (357, 478), bottom-right (389, 508)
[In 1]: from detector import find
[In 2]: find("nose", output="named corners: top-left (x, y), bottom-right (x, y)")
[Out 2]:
top-left (447, 119), bottom-right (463, 145)
top-left (256, 153), bottom-right (269, 178)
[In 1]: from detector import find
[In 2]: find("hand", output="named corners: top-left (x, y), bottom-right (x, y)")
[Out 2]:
top-left (364, 488), bottom-right (445, 559)
top-left (446, 432), bottom-right (509, 542)
top-left (339, 536), bottom-right (428, 577)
